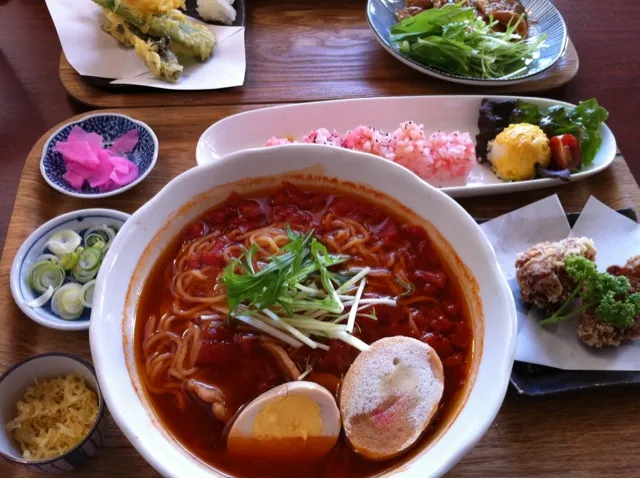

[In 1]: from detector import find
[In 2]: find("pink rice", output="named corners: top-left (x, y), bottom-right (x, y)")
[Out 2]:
top-left (302, 128), bottom-right (343, 147)
top-left (342, 125), bottom-right (393, 159)
top-left (265, 122), bottom-right (476, 181)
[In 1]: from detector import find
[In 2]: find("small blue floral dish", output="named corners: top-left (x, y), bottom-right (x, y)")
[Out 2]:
top-left (10, 209), bottom-right (130, 331)
top-left (0, 353), bottom-right (107, 473)
top-left (40, 113), bottom-right (158, 199)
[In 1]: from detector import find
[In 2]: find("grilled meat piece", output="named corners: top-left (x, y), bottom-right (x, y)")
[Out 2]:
top-left (396, 6), bottom-right (427, 21)
top-left (471, 0), bottom-right (527, 37)
top-left (395, 0), bottom-right (528, 38)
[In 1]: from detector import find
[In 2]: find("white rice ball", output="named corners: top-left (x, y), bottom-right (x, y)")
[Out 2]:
top-left (197, 0), bottom-right (237, 25)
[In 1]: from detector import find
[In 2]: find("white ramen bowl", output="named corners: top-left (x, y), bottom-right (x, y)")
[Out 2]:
top-left (90, 145), bottom-right (517, 477)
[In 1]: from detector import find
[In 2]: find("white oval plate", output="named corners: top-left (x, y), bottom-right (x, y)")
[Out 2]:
top-left (196, 95), bottom-right (617, 199)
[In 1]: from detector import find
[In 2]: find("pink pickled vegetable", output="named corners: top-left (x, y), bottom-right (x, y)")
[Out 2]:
top-left (111, 129), bottom-right (139, 154)
top-left (67, 126), bottom-right (103, 154)
top-left (55, 141), bottom-right (100, 168)
top-left (54, 127), bottom-right (140, 193)
top-left (62, 171), bottom-right (85, 190)
top-left (109, 156), bottom-right (139, 185)
top-left (87, 150), bottom-right (117, 188)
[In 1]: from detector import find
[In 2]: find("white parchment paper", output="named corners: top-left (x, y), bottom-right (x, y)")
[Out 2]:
top-left (481, 195), bottom-right (640, 371)
top-left (46, 0), bottom-right (246, 90)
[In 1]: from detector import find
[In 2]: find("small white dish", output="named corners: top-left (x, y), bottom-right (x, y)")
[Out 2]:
top-left (195, 95), bottom-right (617, 198)
top-left (10, 208), bottom-right (130, 331)
top-left (91, 144), bottom-right (517, 477)
top-left (40, 113), bottom-right (158, 199)
top-left (0, 353), bottom-right (107, 473)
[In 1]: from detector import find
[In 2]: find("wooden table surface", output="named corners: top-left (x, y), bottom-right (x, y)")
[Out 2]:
top-left (1, 0), bottom-right (640, 476)
top-left (59, 6), bottom-right (580, 107)
top-left (2, 107), bottom-right (640, 477)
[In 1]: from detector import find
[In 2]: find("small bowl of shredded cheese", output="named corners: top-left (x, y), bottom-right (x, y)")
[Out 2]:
top-left (0, 353), bottom-right (106, 473)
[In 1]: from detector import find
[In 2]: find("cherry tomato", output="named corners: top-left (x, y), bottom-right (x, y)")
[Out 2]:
top-left (549, 134), bottom-right (581, 170)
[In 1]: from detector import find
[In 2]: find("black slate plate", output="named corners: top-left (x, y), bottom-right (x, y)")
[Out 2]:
top-left (81, 0), bottom-right (246, 90)
top-left (476, 208), bottom-right (640, 396)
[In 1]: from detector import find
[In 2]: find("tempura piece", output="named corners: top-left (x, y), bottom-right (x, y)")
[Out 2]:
top-left (92, 0), bottom-right (215, 61)
top-left (103, 11), bottom-right (183, 82)
top-left (119, 0), bottom-right (186, 14)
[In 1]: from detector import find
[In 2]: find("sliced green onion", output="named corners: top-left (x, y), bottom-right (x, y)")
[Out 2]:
top-left (85, 235), bottom-right (107, 251)
top-left (337, 267), bottom-right (371, 294)
top-left (80, 280), bottom-right (96, 308)
top-left (36, 254), bottom-right (59, 264)
top-left (284, 317), bottom-right (349, 331)
top-left (51, 283), bottom-right (84, 320)
top-left (72, 248), bottom-right (102, 283)
top-left (28, 261), bottom-right (65, 294)
top-left (329, 331), bottom-right (370, 352)
top-left (59, 252), bottom-right (79, 271)
top-left (346, 278), bottom-right (366, 333)
top-left (47, 230), bottom-right (82, 256)
top-left (234, 314), bottom-right (303, 348)
top-left (260, 308), bottom-right (322, 349)
top-left (83, 225), bottom-right (115, 250)
top-left (26, 285), bottom-right (55, 308)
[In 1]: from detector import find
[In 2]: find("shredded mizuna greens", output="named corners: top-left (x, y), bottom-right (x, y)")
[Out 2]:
top-left (222, 226), bottom-right (395, 351)
top-left (390, 3), bottom-right (546, 79)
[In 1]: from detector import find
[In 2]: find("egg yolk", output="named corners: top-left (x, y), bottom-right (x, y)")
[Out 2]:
top-left (253, 395), bottom-right (323, 440)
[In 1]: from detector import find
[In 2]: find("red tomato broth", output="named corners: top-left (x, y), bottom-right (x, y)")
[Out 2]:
top-left (135, 183), bottom-right (474, 477)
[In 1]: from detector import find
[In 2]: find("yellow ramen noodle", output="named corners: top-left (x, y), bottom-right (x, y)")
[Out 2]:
top-left (5, 374), bottom-right (99, 460)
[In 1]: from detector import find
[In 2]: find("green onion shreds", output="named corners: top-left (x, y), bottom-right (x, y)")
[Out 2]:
top-left (222, 226), bottom-right (396, 352)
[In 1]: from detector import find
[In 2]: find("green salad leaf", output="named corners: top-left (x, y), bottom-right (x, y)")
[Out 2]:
top-left (538, 99), bottom-right (609, 166)
top-left (503, 98), bottom-right (609, 167)
top-left (390, 3), bottom-right (546, 79)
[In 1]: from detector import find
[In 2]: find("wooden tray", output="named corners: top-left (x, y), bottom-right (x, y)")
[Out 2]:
top-left (2, 106), bottom-right (639, 478)
top-left (59, 0), bottom-right (579, 108)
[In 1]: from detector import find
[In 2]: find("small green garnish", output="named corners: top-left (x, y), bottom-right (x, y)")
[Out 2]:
top-left (221, 226), bottom-right (395, 351)
top-left (541, 255), bottom-right (640, 329)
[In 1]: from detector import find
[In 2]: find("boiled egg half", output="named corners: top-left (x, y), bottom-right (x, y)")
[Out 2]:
top-left (227, 381), bottom-right (341, 461)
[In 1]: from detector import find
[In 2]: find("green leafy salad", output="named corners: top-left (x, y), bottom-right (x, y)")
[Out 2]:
top-left (390, 2), bottom-right (545, 79)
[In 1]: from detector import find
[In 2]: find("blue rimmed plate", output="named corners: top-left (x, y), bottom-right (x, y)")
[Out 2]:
top-left (367, 0), bottom-right (568, 86)
top-left (10, 209), bottom-right (130, 331)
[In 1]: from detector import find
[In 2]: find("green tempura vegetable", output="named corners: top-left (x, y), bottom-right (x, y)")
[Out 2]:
top-left (92, 0), bottom-right (215, 61)
top-left (540, 255), bottom-right (640, 329)
top-left (390, 3), bottom-right (546, 79)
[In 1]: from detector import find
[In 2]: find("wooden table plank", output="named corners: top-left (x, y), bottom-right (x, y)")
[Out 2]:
top-left (1, 106), bottom-right (640, 477)
top-left (59, 0), bottom-right (578, 108)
